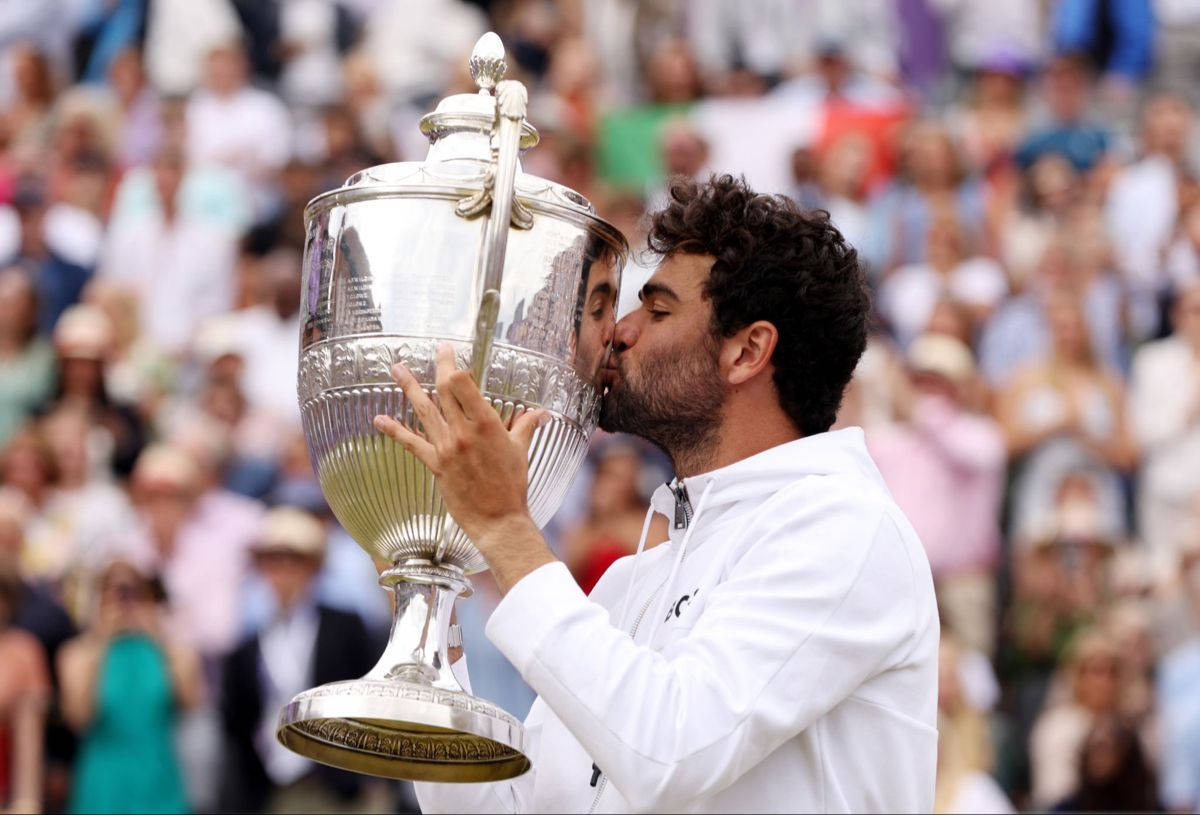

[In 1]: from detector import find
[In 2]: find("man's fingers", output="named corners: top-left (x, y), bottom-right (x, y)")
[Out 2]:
top-left (373, 415), bottom-right (439, 466)
top-left (434, 343), bottom-right (480, 426)
top-left (511, 408), bottom-right (550, 452)
top-left (389, 362), bottom-right (448, 444)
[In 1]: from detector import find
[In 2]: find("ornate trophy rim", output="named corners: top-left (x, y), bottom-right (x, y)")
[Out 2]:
top-left (302, 176), bottom-right (628, 258)
top-left (277, 679), bottom-right (530, 783)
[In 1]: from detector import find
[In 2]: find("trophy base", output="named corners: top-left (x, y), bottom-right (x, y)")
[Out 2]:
top-left (277, 677), bottom-right (530, 782)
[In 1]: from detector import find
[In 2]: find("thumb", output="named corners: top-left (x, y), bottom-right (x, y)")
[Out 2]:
top-left (511, 408), bottom-right (550, 451)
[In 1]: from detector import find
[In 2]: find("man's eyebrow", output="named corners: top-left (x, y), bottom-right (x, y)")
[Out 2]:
top-left (637, 282), bottom-right (680, 302)
top-left (587, 281), bottom-right (614, 298)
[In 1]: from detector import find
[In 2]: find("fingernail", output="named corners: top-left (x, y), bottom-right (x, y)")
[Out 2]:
top-left (372, 415), bottom-right (388, 431)
top-left (538, 411), bottom-right (551, 427)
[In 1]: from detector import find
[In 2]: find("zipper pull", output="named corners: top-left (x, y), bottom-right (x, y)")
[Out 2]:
top-left (673, 482), bottom-right (692, 530)
top-left (590, 763), bottom-right (602, 787)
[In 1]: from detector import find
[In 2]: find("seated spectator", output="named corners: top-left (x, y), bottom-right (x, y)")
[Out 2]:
top-left (561, 440), bottom-right (662, 594)
top-left (1129, 277), bottom-right (1200, 568)
top-left (936, 633), bottom-right (1014, 813)
top-left (868, 333), bottom-right (1006, 653)
top-left (44, 304), bottom-right (146, 478)
top-left (878, 212), bottom-right (1008, 348)
top-left (97, 146), bottom-right (239, 357)
top-left (868, 120), bottom-right (985, 273)
top-left (0, 566), bottom-right (50, 814)
top-left (185, 40), bottom-right (292, 215)
top-left (1014, 54), bottom-right (1109, 173)
top-left (1052, 715), bottom-right (1160, 812)
top-left (1157, 520), bottom-right (1200, 811)
top-left (58, 558), bottom-right (200, 814)
top-left (219, 507), bottom-right (378, 812)
top-left (124, 444), bottom-right (262, 665)
top-left (996, 292), bottom-right (1134, 539)
top-left (1030, 628), bottom-right (1127, 808)
top-left (0, 266), bottom-right (55, 446)
top-left (1105, 93), bottom-right (1195, 340)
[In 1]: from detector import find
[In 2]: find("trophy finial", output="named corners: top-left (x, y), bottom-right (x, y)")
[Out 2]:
top-left (469, 32), bottom-right (507, 91)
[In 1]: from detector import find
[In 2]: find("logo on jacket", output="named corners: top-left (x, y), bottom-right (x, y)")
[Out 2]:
top-left (664, 588), bottom-right (700, 623)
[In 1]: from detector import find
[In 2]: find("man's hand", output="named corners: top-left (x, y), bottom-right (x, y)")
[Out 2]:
top-left (372, 344), bottom-right (557, 593)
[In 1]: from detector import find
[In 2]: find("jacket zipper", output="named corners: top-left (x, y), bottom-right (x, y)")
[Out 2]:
top-left (588, 494), bottom-right (692, 814)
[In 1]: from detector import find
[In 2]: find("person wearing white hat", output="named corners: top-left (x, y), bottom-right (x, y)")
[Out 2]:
top-left (219, 506), bottom-right (380, 813)
top-left (868, 332), bottom-right (1007, 655)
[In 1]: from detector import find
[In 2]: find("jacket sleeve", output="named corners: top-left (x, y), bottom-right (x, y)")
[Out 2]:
top-left (412, 664), bottom-right (541, 814)
top-left (485, 489), bottom-right (932, 812)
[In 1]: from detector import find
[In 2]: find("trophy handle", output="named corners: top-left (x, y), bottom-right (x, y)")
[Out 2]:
top-left (466, 77), bottom-right (531, 386)
top-left (453, 33), bottom-right (534, 387)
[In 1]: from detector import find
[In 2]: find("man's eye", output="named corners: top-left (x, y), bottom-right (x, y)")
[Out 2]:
top-left (650, 310), bottom-right (669, 320)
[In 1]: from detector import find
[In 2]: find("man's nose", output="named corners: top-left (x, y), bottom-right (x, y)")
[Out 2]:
top-left (612, 314), bottom-right (639, 352)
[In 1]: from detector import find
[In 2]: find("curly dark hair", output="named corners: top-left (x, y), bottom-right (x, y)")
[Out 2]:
top-left (647, 174), bottom-right (870, 436)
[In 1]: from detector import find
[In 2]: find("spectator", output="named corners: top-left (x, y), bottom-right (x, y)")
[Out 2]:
top-left (868, 121), bottom-right (984, 273)
top-left (219, 506), bottom-right (378, 812)
top-left (1053, 715), bottom-right (1160, 812)
top-left (561, 440), bottom-right (660, 594)
top-left (0, 267), bottom-right (55, 446)
top-left (1030, 628), bottom-right (1126, 808)
top-left (869, 333), bottom-right (1006, 653)
top-left (1106, 93), bottom-right (1196, 339)
top-left (1158, 522), bottom-right (1200, 811)
top-left (58, 558), bottom-right (200, 814)
top-left (1129, 277), bottom-right (1200, 568)
top-left (184, 40), bottom-right (292, 214)
top-left (878, 212), bottom-right (1008, 348)
top-left (996, 292), bottom-right (1135, 539)
top-left (0, 564), bottom-right (50, 815)
top-left (98, 146), bottom-right (239, 356)
top-left (125, 443), bottom-right (261, 665)
top-left (1015, 54), bottom-right (1110, 173)
top-left (105, 48), bottom-right (162, 171)
top-left (45, 304), bottom-right (146, 478)
top-left (936, 633), bottom-right (1014, 813)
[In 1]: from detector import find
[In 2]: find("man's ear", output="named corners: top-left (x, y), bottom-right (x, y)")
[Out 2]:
top-left (720, 321), bottom-right (778, 386)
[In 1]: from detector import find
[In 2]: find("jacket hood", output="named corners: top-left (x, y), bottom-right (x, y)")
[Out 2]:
top-left (649, 427), bottom-right (886, 525)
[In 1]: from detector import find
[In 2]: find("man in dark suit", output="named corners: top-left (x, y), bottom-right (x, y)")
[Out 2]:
top-left (219, 506), bottom-right (380, 812)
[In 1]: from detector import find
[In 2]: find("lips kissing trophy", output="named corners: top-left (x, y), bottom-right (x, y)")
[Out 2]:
top-left (275, 33), bottom-right (625, 782)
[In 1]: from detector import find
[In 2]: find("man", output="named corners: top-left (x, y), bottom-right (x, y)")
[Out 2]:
top-left (219, 506), bottom-right (380, 812)
top-left (375, 175), bottom-right (939, 812)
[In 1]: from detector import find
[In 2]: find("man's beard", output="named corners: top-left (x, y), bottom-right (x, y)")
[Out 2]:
top-left (599, 333), bottom-right (726, 473)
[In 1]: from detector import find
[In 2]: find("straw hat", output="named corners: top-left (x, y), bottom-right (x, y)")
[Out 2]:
top-left (53, 303), bottom-right (114, 360)
top-left (906, 333), bottom-right (975, 383)
top-left (251, 506), bottom-right (327, 559)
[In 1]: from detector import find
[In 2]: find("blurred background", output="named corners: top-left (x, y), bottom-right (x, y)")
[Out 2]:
top-left (0, 0), bottom-right (1198, 812)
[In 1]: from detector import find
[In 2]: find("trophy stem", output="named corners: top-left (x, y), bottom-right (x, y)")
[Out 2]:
top-left (368, 560), bottom-right (469, 690)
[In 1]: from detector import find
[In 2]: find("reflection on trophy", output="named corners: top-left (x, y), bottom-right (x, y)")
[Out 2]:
top-left (275, 32), bottom-right (626, 782)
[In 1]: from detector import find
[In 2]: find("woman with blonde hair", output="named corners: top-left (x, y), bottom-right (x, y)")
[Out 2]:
top-left (936, 633), bottom-right (1014, 813)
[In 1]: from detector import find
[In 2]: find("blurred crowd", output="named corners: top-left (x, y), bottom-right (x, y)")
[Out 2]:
top-left (1, 0), bottom-right (1199, 812)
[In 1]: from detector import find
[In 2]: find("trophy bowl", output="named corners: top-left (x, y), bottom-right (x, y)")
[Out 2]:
top-left (275, 33), bottom-right (626, 782)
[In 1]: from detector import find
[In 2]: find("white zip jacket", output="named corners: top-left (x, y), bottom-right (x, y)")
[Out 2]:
top-left (416, 427), bottom-right (939, 813)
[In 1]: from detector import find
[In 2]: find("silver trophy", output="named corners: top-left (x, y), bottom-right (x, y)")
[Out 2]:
top-left (275, 33), bottom-right (626, 782)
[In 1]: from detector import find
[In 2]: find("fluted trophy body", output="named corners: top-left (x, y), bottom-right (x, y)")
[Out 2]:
top-left (275, 33), bottom-right (625, 782)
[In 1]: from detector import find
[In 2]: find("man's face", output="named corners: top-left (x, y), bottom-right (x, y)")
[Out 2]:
top-left (571, 254), bottom-right (618, 383)
top-left (599, 253), bottom-right (726, 460)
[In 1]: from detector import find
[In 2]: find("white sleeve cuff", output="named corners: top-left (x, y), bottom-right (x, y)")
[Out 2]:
top-left (485, 561), bottom-right (587, 676)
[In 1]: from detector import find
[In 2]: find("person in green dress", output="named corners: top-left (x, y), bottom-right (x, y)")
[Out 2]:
top-left (58, 559), bottom-right (202, 814)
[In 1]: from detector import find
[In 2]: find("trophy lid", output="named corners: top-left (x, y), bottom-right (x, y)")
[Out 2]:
top-left (320, 33), bottom-right (605, 226)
